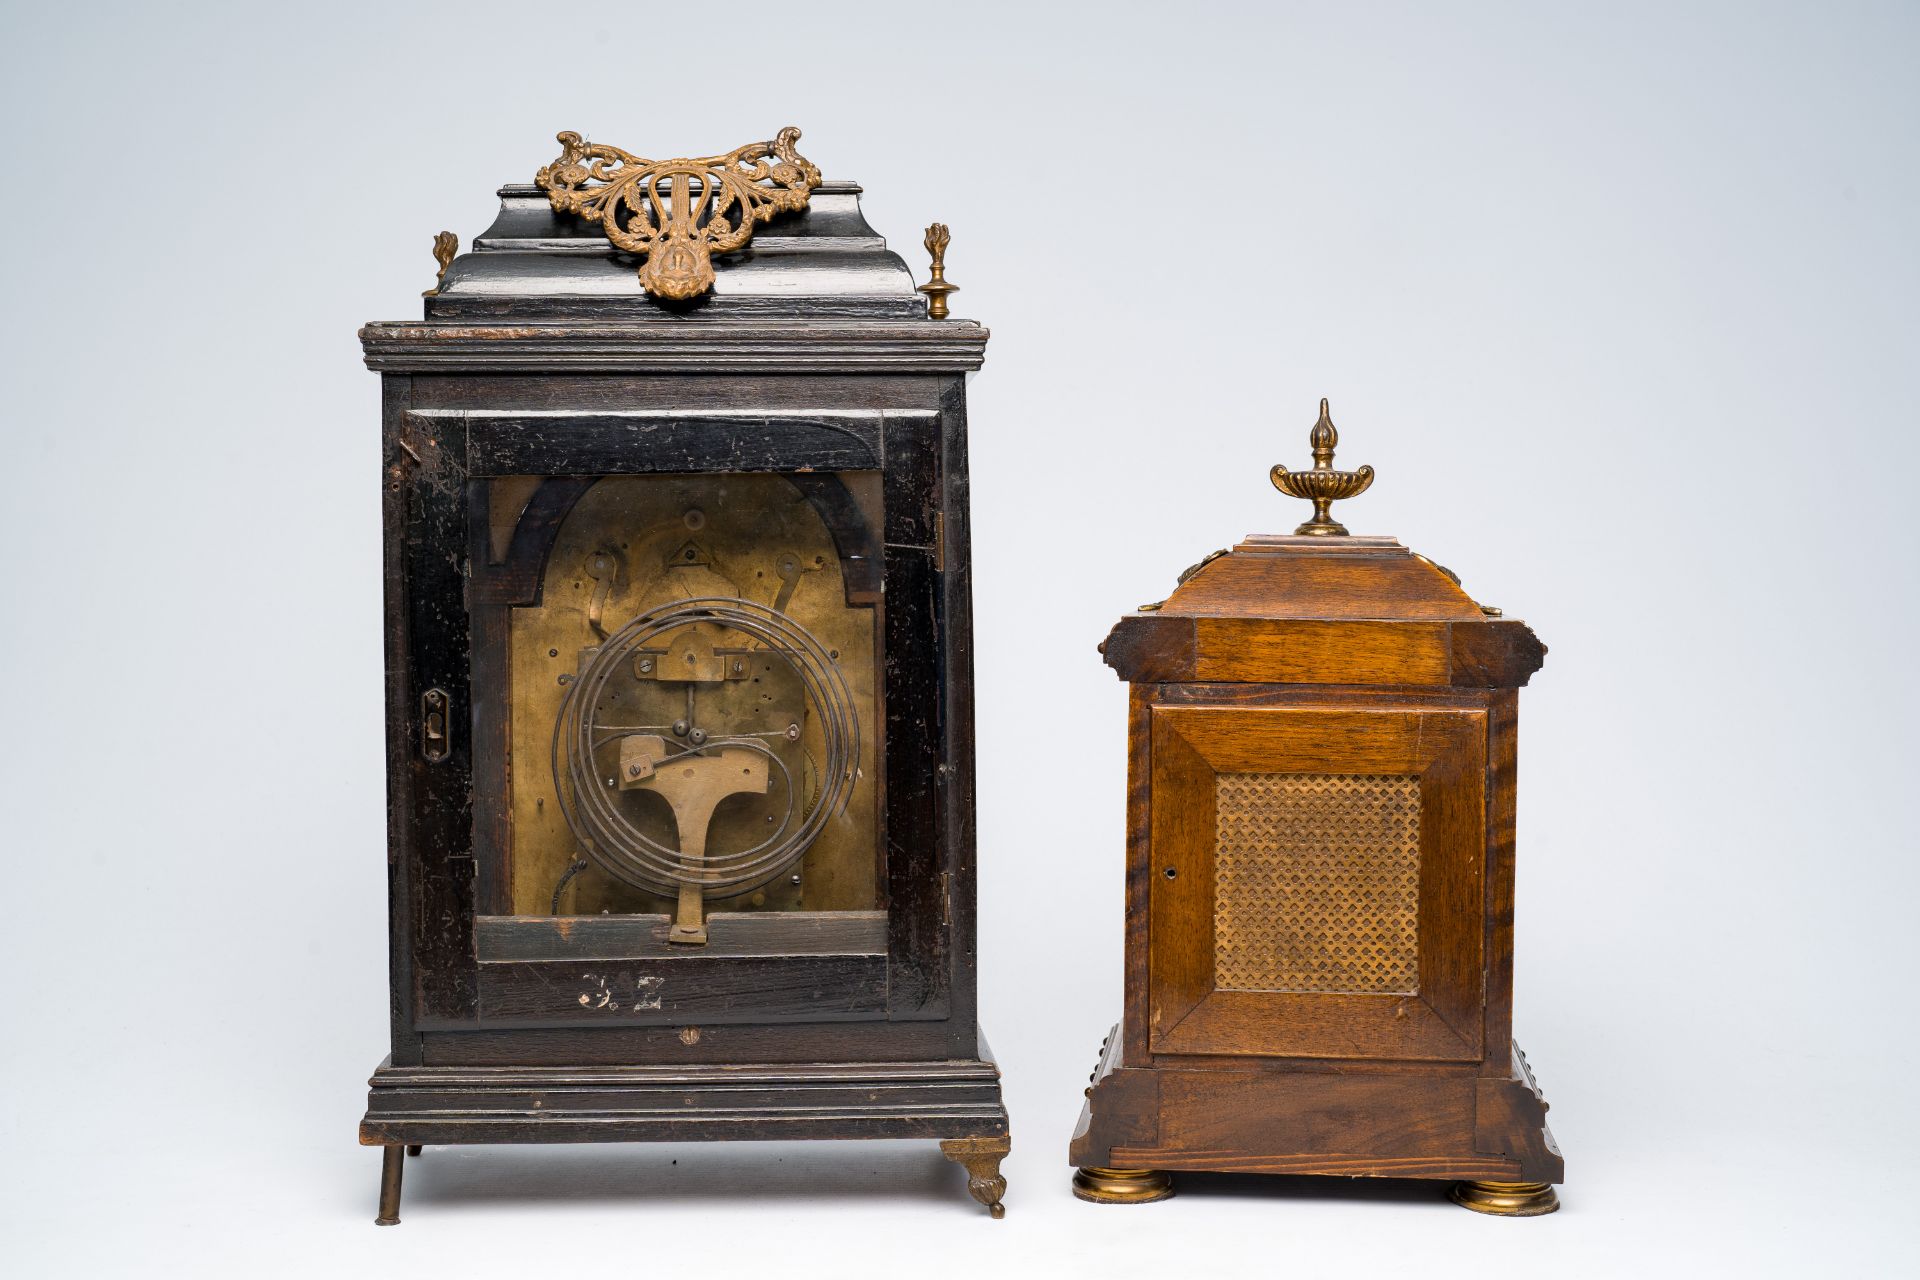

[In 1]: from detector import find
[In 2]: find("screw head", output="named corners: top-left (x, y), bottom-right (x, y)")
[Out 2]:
top-left (672, 719), bottom-right (689, 737)
top-left (688, 728), bottom-right (708, 746)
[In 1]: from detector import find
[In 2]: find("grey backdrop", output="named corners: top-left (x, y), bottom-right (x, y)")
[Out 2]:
top-left (3, 2), bottom-right (1914, 1275)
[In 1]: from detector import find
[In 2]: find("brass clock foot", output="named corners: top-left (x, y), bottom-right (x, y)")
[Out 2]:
top-left (1448, 1179), bottom-right (1559, 1216)
top-left (375, 1145), bottom-right (404, 1225)
top-left (1073, 1166), bottom-right (1173, 1204)
top-left (940, 1136), bottom-right (1010, 1218)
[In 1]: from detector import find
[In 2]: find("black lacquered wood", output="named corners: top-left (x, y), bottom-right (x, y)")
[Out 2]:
top-left (361, 174), bottom-right (1004, 1182)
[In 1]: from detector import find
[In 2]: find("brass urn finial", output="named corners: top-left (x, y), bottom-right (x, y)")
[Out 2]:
top-left (918, 223), bottom-right (958, 319)
top-left (1269, 398), bottom-right (1375, 536)
top-left (423, 231), bottom-right (458, 297)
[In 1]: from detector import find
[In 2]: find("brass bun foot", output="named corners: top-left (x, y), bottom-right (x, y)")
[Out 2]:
top-left (1073, 1166), bottom-right (1173, 1205)
top-left (1448, 1180), bottom-right (1560, 1217)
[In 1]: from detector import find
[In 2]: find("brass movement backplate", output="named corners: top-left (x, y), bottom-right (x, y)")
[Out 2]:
top-left (534, 129), bottom-right (822, 300)
top-left (508, 473), bottom-right (881, 919)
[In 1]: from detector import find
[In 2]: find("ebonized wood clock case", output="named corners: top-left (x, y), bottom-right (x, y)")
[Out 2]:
top-left (1070, 422), bottom-right (1563, 1215)
top-left (357, 147), bottom-right (1008, 1222)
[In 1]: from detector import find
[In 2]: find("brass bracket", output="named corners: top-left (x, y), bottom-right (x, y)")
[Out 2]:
top-left (534, 128), bottom-right (821, 300)
top-left (583, 548), bottom-right (626, 640)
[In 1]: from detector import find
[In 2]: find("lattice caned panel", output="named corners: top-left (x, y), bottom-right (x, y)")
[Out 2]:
top-left (1213, 772), bottom-right (1422, 994)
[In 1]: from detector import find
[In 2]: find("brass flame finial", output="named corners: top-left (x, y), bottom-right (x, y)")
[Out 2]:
top-left (918, 223), bottom-right (957, 320)
top-left (1269, 398), bottom-right (1375, 536)
top-left (423, 231), bottom-right (458, 297)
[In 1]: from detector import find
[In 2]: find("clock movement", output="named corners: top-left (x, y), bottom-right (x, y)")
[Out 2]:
top-left (358, 129), bottom-right (1008, 1223)
top-left (1070, 402), bottom-right (1564, 1215)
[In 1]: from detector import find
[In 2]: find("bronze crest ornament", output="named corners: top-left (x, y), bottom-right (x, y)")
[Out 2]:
top-left (534, 128), bottom-right (822, 300)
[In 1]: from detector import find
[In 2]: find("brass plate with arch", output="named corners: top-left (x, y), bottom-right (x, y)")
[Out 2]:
top-left (505, 472), bottom-right (882, 919)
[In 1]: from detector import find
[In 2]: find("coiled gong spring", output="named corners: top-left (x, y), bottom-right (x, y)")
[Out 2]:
top-left (552, 597), bottom-right (858, 899)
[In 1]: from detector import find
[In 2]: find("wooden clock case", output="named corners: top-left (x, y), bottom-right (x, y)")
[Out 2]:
top-left (356, 149), bottom-right (1008, 1222)
top-left (1070, 453), bottom-right (1563, 1215)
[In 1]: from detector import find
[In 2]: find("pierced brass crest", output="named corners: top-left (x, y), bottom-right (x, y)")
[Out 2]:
top-left (534, 128), bottom-right (822, 300)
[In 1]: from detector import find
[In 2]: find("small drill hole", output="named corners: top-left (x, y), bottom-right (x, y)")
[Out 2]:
top-left (1163, 867), bottom-right (1177, 879)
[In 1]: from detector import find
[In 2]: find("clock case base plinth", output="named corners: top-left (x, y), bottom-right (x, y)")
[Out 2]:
top-left (361, 1038), bottom-right (1010, 1223)
top-left (1070, 1025), bottom-right (1560, 1208)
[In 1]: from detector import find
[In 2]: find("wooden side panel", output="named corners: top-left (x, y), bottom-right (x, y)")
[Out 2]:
top-left (1482, 691), bottom-right (1519, 1073)
top-left (1417, 721), bottom-right (1487, 1049)
top-left (1122, 687), bottom-right (1156, 1064)
top-left (393, 409), bottom-right (478, 1027)
top-left (1146, 1069), bottom-right (1476, 1158)
top-left (1146, 722), bottom-right (1216, 1041)
top-left (380, 375), bottom-right (423, 1065)
top-left (881, 408), bottom-right (949, 1020)
top-left (1193, 618), bottom-right (1450, 684)
top-left (464, 412), bottom-right (883, 476)
top-left (418, 1019), bottom-right (962, 1067)
top-left (1101, 616), bottom-right (1546, 690)
top-left (1144, 703), bottom-right (1486, 1063)
top-left (1154, 989), bottom-right (1475, 1060)
top-left (1079, 1060), bottom-right (1545, 1182)
top-left (935, 379), bottom-right (982, 1054)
